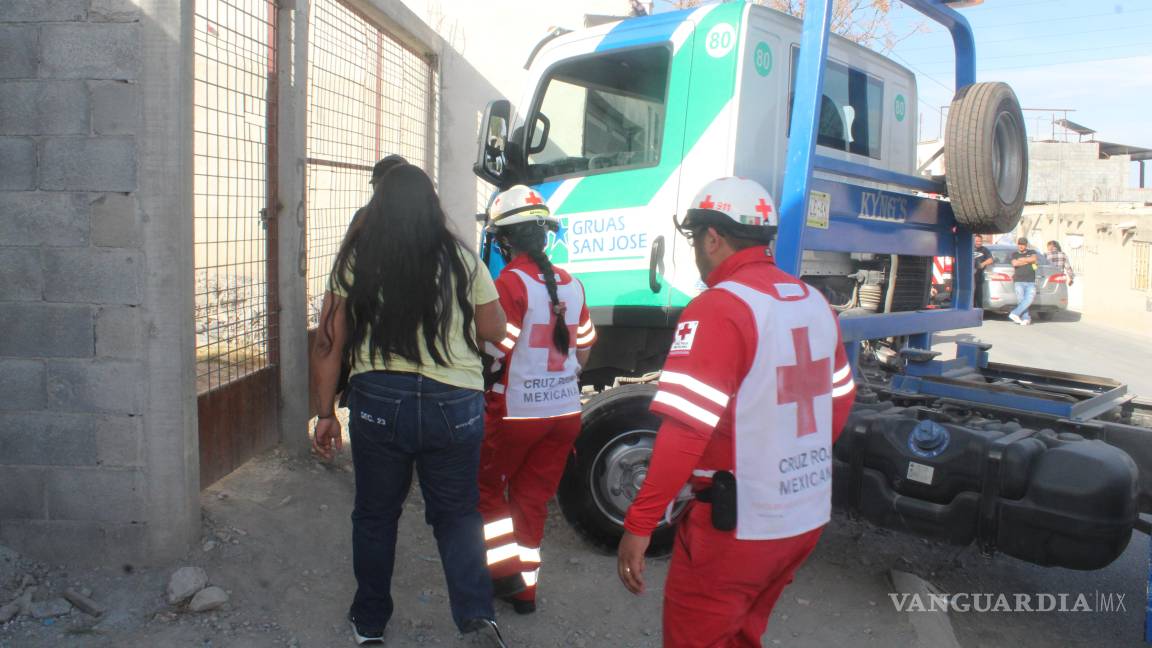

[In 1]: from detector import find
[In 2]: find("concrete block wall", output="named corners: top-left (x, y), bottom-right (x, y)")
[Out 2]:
top-left (0, 0), bottom-right (198, 565)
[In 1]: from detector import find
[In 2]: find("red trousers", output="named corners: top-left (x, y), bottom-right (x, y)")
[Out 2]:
top-left (478, 412), bottom-right (580, 601)
top-left (663, 503), bottom-right (823, 648)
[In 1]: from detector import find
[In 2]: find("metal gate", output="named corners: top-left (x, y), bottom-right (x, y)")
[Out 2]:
top-left (193, 0), bottom-right (280, 486)
top-left (305, 0), bottom-right (437, 326)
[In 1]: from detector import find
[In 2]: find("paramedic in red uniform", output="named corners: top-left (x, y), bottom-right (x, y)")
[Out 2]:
top-left (617, 177), bottom-right (856, 648)
top-left (478, 185), bottom-right (597, 615)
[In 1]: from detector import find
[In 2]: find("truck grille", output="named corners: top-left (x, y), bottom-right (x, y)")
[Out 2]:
top-left (891, 255), bottom-right (932, 312)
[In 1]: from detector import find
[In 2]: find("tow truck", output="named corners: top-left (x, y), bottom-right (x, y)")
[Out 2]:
top-left (471, 0), bottom-right (1151, 572)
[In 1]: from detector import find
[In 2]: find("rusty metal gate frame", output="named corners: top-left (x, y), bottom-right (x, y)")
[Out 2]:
top-left (304, 0), bottom-right (439, 328)
top-left (193, 0), bottom-right (282, 486)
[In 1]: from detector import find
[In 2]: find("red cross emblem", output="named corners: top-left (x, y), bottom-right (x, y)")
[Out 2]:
top-left (698, 195), bottom-right (715, 209)
top-left (526, 191), bottom-right (544, 205)
top-left (755, 198), bottom-right (773, 220)
top-left (529, 304), bottom-right (578, 372)
top-left (776, 327), bottom-right (831, 437)
top-left (677, 322), bottom-right (695, 340)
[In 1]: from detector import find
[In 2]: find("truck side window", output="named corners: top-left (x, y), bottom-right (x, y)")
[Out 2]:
top-left (525, 46), bottom-right (670, 182)
top-left (788, 47), bottom-right (884, 160)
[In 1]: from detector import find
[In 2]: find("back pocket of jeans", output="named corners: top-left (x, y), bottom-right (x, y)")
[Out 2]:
top-left (349, 388), bottom-right (402, 445)
top-left (436, 391), bottom-right (483, 446)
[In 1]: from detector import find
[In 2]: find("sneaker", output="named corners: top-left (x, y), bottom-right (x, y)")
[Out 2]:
top-left (1008, 313), bottom-right (1022, 324)
top-left (462, 618), bottom-right (509, 648)
top-left (1022, 319), bottom-right (1032, 326)
top-left (348, 612), bottom-right (385, 645)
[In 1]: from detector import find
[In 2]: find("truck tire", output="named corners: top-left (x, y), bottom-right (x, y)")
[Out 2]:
top-left (557, 383), bottom-right (679, 555)
top-left (945, 82), bottom-right (1028, 234)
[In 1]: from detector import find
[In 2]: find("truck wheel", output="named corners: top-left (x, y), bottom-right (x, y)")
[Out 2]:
top-left (558, 383), bottom-right (680, 555)
top-left (945, 82), bottom-right (1028, 234)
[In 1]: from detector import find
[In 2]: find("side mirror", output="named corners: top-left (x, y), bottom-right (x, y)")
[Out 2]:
top-left (527, 113), bottom-right (550, 155)
top-left (473, 99), bottom-right (511, 187)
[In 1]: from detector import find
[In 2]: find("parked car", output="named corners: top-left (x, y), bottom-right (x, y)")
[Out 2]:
top-left (980, 244), bottom-right (1069, 318)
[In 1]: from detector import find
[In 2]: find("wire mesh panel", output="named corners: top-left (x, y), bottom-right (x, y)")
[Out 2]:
top-left (305, 0), bottom-right (437, 325)
top-left (193, 0), bottom-right (278, 393)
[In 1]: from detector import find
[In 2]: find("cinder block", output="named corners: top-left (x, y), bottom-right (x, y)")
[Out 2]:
top-left (0, 412), bottom-right (96, 465)
top-left (0, 192), bottom-right (89, 246)
top-left (95, 415), bottom-right (141, 466)
top-left (0, 247), bottom-right (43, 300)
top-left (0, 303), bottom-right (94, 358)
top-left (46, 359), bottom-right (143, 414)
top-left (90, 81), bottom-right (138, 135)
top-left (43, 247), bottom-right (141, 305)
top-left (0, 137), bottom-right (36, 190)
top-left (0, 519), bottom-right (146, 566)
top-left (89, 0), bottom-right (141, 22)
top-left (0, 360), bottom-right (46, 411)
top-left (90, 192), bottom-right (139, 247)
top-left (0, 26), bottom-right (38, 79)
top-left (0, 467), bottom-right (46, 520)
top-left (40, 137), bottom-right (136, 192)
top-left (0, 81), bottom-right (89, 135)
top-left (95, 305), bottom-right (141, 358)
top-left (45, 467), bottom-right (143, 522)
top-left (39, 23), bottom-right (140, 81)
top-left (0, 0), bottom-right (87, 21)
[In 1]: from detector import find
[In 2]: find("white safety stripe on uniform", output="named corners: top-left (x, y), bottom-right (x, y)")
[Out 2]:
top-left (691, 469), bottom-right (717, 478)
top-left (653, 391), bottom-right (720, 428)
top-left (486, 543), bottom-right (521, 566)
top-left (522, 569), bottom-right (540, 587)
top-left (832, 364), bottom-right (851, 383)
top-left (485, 341), bottom-right (505, 358)
top-left (506, 323), bottom-right (521, 337)
top-left (498, 337), bottom-right (516, 352)
top-left (483, 518), bottom-right (514, 541)
top-left (831, 380), bottom-right (856, 398)
top-left (659, 371), bottom-right (729, 407)
top-left (577, 321), bottom-right (594, 335)
top-left (492, 383), bottom-right (506, 394)
top-left (519, 547), bottom-right (541, 564)
top-left (576, 332), bottom-right (596, 346)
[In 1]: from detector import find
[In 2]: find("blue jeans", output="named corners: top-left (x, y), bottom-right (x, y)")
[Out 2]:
top-left (346, 371), bottom-right (493, 633)
top-left (1011, 282), bottom-right (1036, 321)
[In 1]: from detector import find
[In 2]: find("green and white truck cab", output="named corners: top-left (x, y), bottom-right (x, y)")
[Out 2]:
top-left (477, 2), bottom-right (931, 385)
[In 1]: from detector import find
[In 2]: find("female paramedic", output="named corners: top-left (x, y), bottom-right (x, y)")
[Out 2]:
top-left (478, 185), bottom-right (597, 615)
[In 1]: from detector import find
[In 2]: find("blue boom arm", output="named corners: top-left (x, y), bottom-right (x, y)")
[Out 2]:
top-left (775, 0), bottom-right (978, 343)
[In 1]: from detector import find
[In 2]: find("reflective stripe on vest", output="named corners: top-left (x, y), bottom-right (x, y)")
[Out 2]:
top-left (715, 280), bottom-right (839, 540)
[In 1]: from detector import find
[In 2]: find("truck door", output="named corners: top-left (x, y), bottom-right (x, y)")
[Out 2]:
top-left (517, 39), bottom-right (684, 317)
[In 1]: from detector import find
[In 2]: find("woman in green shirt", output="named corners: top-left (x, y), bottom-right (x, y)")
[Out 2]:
top-left (311, 164), bottom-right (509, 647)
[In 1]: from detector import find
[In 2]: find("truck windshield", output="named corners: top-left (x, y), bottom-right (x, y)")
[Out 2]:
top-left (526, 46), bottom-right (670, 181)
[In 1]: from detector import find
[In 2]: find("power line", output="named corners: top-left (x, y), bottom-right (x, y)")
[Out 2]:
top-left (895, 22), bottom-right (1152, 52)
top-left (887, 49), bottom-right (957, 94)
top-left (914, 40), bottom-right (1151, 66)
top-left (976, 52), bottom-right (1152, 72)
top-left (972, 6), bottom-right (1152, 29)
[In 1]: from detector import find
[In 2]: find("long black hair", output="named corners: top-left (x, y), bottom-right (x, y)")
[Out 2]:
top-left (330, 164), bottom-right (479, 368)
top-left (498, 222), bottom-right (569, 355)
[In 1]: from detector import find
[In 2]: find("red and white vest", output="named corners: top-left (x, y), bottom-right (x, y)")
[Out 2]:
top-left (715, 280), bottom-right (840, 540)
top-left (494, 269), bottom-right (584, 419)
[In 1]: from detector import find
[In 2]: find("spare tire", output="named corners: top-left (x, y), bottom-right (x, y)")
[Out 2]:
top-left (944, 82), bottom-right (1028, 234)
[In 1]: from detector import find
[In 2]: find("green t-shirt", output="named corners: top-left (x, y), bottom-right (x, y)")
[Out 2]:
top-left (329, 245), bottom-right (498, 391)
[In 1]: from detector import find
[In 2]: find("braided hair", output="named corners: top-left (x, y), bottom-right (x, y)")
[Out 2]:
top-left (498, 221), bottom-right (570, 355)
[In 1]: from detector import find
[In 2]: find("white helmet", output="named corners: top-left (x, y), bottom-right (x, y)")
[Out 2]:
top-left (487, 185), bottom-right (560, 232)
top-left (676, 177), bottom-right (778, 242)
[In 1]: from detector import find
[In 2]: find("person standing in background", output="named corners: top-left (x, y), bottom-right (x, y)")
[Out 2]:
top-left (1046, 240), bottom-right (1074, 286)
top-left (973, 234), bottom-right (994, 309)
top-left (1008, 237), bottom-right (1040, 326)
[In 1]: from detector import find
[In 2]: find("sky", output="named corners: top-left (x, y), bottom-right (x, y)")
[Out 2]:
top-left (652, 0), bottom-right (1152, 148)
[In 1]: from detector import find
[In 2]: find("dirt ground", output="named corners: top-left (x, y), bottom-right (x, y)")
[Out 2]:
top-left (1, 409), bottom-right (1146, 647)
